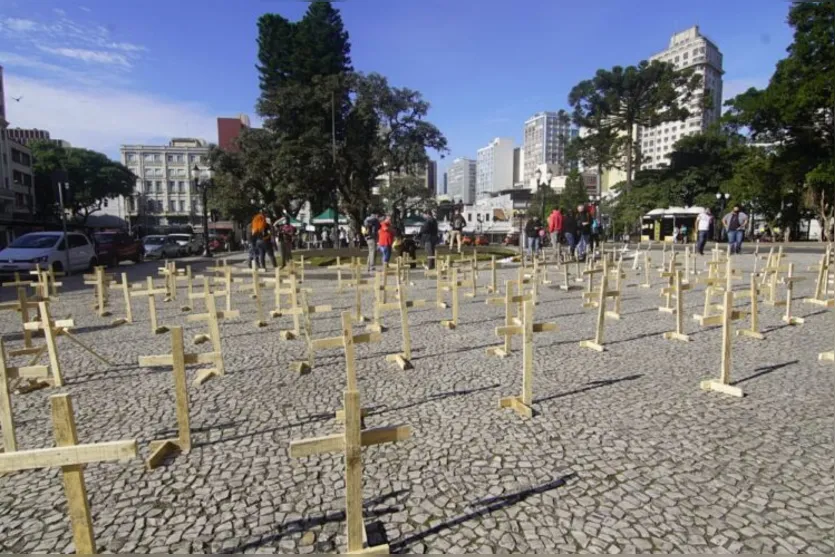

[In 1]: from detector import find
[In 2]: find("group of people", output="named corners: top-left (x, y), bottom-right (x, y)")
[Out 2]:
top-left (247, 212), bottom-right (296, 270)
top-left (527, 205), bottom-right (602, 260)
top-left (695, 205), bottom-right (749, 256)
top-left (363, 210), bottom-right (440, 271)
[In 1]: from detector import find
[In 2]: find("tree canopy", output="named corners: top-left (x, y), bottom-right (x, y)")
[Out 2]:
top-left (29, 141), bottom-right (135, 222)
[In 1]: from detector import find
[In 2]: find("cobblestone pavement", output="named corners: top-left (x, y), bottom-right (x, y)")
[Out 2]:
top-left (1, 251), bottom-right (833, 554)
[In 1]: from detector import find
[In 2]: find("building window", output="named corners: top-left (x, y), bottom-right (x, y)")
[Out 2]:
top-left (177, 168), bottom-right (186, 177)
top-left (178, 181), bottom-right (185, 193)
top-left (169, 200), bottom-right (176, 212)
top-left (179, 200), bottom-right (185, 212)
top-left (144, 180), bottom-right (152, 191)
top-left (168, 180), bottom-right (175, 192)
top-left (147, 199), bottom-right (155, 213)
top-left (126, 153), bottom-right (137, 162)
top-left (144, 154), bottom-right (154, 162)
top-left (155, 181), bottom-right (163, 193)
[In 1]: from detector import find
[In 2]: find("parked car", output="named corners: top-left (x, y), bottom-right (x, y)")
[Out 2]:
top-left (475, 234), bottom-right (490, 246)
top-left (0, 231), bottom-right (97, 276)
top-left (168, 233), bottom-right (202, 256)
top-left (143, 235), bottom-right (181, 260)
top-left (93, 232), bottom-right (143, 266)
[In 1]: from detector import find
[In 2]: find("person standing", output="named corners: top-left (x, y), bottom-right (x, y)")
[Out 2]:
top-left (695, 208), bottom-right (712, 255)
top-left (562, 209), bottom-right (578, 259)
top-left (722, 205), bottom-right (748, 255)
top-left (548, 208), bottom-right (563, 258)
top-left (378, 217), bottom-right (394, 265)
top-left (420, 210), bottom-right (439, 270)
top-left (363, 213), bottom-right (381, 271)
top-left (278, 214), bottom-right (295, 269)
top-left (251, 212), bottom-right (268, 269)
top-left (449, 210), bottom-right (466, 253)
top-left (263, 220), bottom-right (278, 268)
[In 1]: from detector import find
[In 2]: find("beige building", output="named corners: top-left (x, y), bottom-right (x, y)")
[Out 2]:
top-left (112, 138), bottom-right (211, 228)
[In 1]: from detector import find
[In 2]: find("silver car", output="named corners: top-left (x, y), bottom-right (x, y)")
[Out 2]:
top-left (143, 235), bottom-right (180, 259)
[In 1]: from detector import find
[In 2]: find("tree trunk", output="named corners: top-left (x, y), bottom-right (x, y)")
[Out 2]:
top-left (624, 132), bottom-right (634, 192)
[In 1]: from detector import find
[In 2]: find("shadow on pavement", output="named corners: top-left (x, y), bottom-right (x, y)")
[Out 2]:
top-left (732, 360), bottom-right (799, 385)
top-left (534, 375), bottom-right (642, 404)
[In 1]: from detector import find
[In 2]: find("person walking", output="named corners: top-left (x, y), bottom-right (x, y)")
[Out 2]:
top-left (576, 205), bottom-right (592, 260)
top-left (251, 212), bottom-right (269, 269)
top-left (420, 210), bottom-right (439, 270)
top-left (449, 210), bottom-right (466, 253)
top-left (524, 217), bottom-right (542, 257)
top-left (278, 213), bottom-right (295, 268)
top-left (562, 208), bottom-right (578, 259)
top-left (722, 205), bottom-right (748, 255)
top-left (363, 213), bottom-right (381, 271)
top-left (548, 208), bottom-right (563, 258)
top-left (695, 208), bottom-right (712, 255)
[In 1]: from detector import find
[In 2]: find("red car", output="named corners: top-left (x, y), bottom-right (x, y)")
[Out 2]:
top-left (93, 232), bottom-right (143, 266)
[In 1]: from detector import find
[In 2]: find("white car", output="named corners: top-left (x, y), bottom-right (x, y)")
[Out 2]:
top-left (0, 231), bottom-right (97, 276)
top-left (168, 233), bottom-right (202, 256)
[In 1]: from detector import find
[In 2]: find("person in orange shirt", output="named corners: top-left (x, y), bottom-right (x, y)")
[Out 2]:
top-left (377, 217), bottom-right (394, 264)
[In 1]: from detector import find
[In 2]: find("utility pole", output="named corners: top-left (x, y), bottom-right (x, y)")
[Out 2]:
top-left (52, 170), bottom-right (71, 275)
top-left (332, 90), bottom-right (339, 237)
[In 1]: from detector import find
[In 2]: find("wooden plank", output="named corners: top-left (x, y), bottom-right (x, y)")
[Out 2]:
top-left (345, 390), bottom-right (365, 553)
top-left (0, 340), bottom-right (17, 452)
top-left (37, 302), bottom-right (63, 387)
top-left (138, 352), bottom-right (220, 367)
top-left (700, 379), bottom-right (743, 398)
top-left (289, 432), bottom-right (344, 457)
top-left (311, 336), bottom-right (344, 351)
top-left (170, 328), bottom-right (191, 452)
top-left (0, 438), bottom-right (137, 473)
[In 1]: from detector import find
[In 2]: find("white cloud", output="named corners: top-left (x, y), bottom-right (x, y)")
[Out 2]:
top-left (79, 6), bottom-right (92, 13)
top-left (3, 17), bottom-right (37, 32)
top-left (37, 45), bottom-right (131, 67)
top-left (5, 75), bottom-right (219, 159)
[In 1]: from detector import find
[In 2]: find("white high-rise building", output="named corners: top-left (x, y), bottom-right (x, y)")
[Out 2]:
top-left (447, 158), bottom-right (477, 204)
top-left (522, 112), bottom-right (577, 183)
top-left (640, 26), bottom-right (723, 169)
top-left (476, 137), bottom-right (514, 199)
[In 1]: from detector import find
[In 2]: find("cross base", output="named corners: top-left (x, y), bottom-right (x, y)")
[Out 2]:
top-left (146, 438), bottom-right (185, 469)
top-left (291, 361), bottom-right (311, 374)
top-left (194, 334), bottom-right (211, 345)
top-left (385, 353), bottom-right (412, 370)
top-left (658, 306), bottom-right (675, 314)
top-left (804, 298), bottom-right (835, 308)
top-left (280, 330), bottom-right (297, 340)
top-left (437, 302), bottom-right (448, 309)
top-left (154, 326), bottom-right (169, 335)
top-left (365, 323), bottom-right (385, 333)
top-left (819, 351), bottom-right (834, 362)
top-left (193, 368), bottom-right (220, 386)
top-left (440, 320), bottom-right (456, 330)
top-left (8, 347), bottom-right (42, 357)
top-left (111, 318), bottom-right (128, 327)
top-left (605, 311), bottom-right (622, 320)
top-left (559, 285), bottom-right (578, 291)
top-left (180, 305), bottom-right (192, 312)
top-left (485, 346), bottom-right (508, 358)
top-left (763, 300), bottom-right (787, 307)
top-left (15, 378), bottom-right (52, 394)
top-left (737, 329), bottom-right (765, 340)
top-left (582, 302), bottom-right (598, 309)
top-left (334, 407), bottom-right (369, 423)
top-left (270, 310), bottom-right (282, 318)
top-left (579, 340), bottom-right (605, 352)
top-left (662, 331), bottom-right (690, 342)
top-left (639, 283), bottom-right (652, 288)
top-left (499, 396), bottom-right (534, 418)
top-left (782, 316), bottom-right (805, 325)
top-left (700, 379), bottom-right (743, 398)
top-left (255, 320), bottom-right (267, 328)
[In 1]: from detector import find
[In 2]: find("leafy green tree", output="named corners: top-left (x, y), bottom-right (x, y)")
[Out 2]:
top-left (666, 130), bottom-right (746, 207)
top-left (29, 141), bottom-right (135, 223)
top-left (377, 174), bottom-right (436, 233)
top-left (724, 2), bottom-right (834, 239)
top-left (560, 170), bottom-right (589, 214)
top-left (568, 60), bottom-right (704, 191)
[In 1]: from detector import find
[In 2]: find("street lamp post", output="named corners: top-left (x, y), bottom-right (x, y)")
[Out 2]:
top-left (715, 192), bottom-right (730, 241)
top-left (192, 164), bottom-right (213, 257)
top-left (534, 168), bottom-right (554, 221)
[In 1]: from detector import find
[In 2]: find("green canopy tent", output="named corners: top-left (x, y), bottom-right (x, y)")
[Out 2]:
top-left (311, 209), bottom-right (348, 225)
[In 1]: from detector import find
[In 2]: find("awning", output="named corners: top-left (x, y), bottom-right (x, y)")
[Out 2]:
top-left (311, 208), bottom-right (348, 224)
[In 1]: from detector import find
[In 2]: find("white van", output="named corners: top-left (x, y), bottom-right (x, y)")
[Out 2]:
top-left (0, 231), bottom-right (97, 276)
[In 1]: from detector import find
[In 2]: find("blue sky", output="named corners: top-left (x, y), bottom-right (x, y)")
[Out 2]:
top-left (1, 0), bottom-right (794, 171)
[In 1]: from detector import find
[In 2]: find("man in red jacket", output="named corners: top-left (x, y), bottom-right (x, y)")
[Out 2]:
top-left (548, 208), bottom-right (563, 258)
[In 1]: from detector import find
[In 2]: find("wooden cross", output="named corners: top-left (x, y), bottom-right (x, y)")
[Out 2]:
top-left (238, 266), bottom-right (269, 327)
top-left (83, 266), bottom-right (115, 317)
top-left (804, 247), bottom-right (834, 308)
top-left (639, 254), bottom-right (653, 288)
top-left (280, 279), bottom-right (331, 342)
top-left (173, 265), bottom-right (195, 310)
top-left (187, 293), bottom-right (239, 379)
top-left (366, 270), bottom-right (399, 333)
top-left (262, 267), bottom-right (310, 318)
top-left (782, 262), bottom-right (806, 325)
top-left (662, 270), bottom-right (691, 342)
top-left (441, 267), bottom-right (462, 329)
top-left (290, 389), bottom-right (410, 554)
top-left (434, 258), bottom-right (450, 308)
top-left (484, 256), bottom-right (499, 293)
top-left (486, 280), bottom-right (530, 358)
top-left (0, 278), bottom-right (41, 349)
top-left (157, 260), bottom-right (183, 302)
top-left (349, 264), bottom-right (373, 323)
top-left (658, 252), bottom-right (680, 313)
top-left (378, 281), bottom-right (426, 370)
top-left (579, 260), bottom-right (621, 352)
top-left (329, 256), bottom-right (353, 291)
top-left (29, 266), bottom-right (62, 300)
top-left (291, 300), bottom-right (363, 375)
top-left (23, 301), bottom-right (113, 376)
top-left (700, 290), bottom-right (747, 398)
top-left (279, 272), bottom-right (304, 340)
top-left (694, 257), bottom-right (738, 324)
top-left (105, 272), bottom-right (133, 325)
top-left (138, 327), bottom-right (216, 467)
top-left (582, 261), bottom-right (623, 320)
top-left (0, 393), bottom-right (137, 554)
top-left (0, 338), bottom-right (49, 451)
top-left (819, 313), bottom-right (834, 362)
top-left (497, 299), bottom-right (558, 418)
top-left (736, 273), bottom-right (765, 340)
top-left (130, 277), bottom-right (169, 334)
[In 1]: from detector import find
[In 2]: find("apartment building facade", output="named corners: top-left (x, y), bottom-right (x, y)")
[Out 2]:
top-left (476, 137), bottom-right (514, 199)
top-left (446, 157), bottom-right (477, 204)
top-left (522, 112), bottom-right (577, 183)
